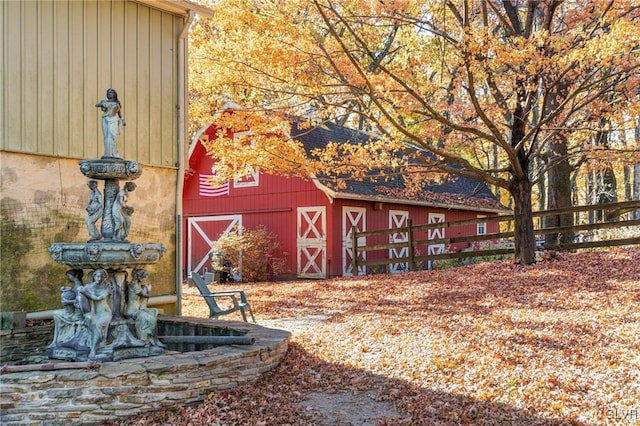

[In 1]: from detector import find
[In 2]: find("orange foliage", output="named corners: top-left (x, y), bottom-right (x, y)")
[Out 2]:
top-left (117, 247), bottom-right (640, 425)
top-left (189, 1), bottom-right (640, 266)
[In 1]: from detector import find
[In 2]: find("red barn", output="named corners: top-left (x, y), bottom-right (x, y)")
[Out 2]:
top-left (182, 112), bottom-right (505, 280)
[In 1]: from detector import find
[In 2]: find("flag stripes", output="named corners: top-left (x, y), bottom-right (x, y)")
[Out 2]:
top-left (199, 174), bottom-right (229, 197)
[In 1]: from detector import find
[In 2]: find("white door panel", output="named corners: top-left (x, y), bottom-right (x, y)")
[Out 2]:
top-left (389, 210), bottom-right (409, 273)
top-left (427, 213), bottom-right (446, 269)
top-left (187, 215), bottom-right (242, 275)
top-left (342, 207), bottom-right (366, 276)
top-left (297, 207), bottom-right (327, 278)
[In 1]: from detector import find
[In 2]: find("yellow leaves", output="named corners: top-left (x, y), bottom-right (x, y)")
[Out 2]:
top-left (159, 248), bottom-right (640, 425)
top-left (567, 16), bottom-right (640, 73)
top-left (188, 1), bottom-right (639, 264)
top-left (189, 0), bottom-right (640, 198)
top-left (166, 248), bottom-right (640, 425)
top-left (200, 110), bottom-right (314, 182)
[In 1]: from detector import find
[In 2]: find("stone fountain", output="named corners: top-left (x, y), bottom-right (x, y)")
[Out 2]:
top-left (0, 91), bottom-right (291, 424)
top-left (46, 88), bottom-right (167, 362)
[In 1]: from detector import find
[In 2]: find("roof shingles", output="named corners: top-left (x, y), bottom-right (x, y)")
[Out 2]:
top-left (290, 121), bottom-right (505, 211)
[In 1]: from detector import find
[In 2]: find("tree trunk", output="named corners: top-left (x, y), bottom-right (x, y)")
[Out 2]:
top-left (543, 80), bottom-right (573, 244)
top-left (570, 168), bottom-right (580, 225)
top-left (510, 101), bottom-right (536, 265)
top-left (594, 120), bottom-right (617, 221)
top-left (544, 135), bottom-right (574, 245)
top-left (587, 170), bottom-right (596, 223)
top-left (511, 176), bottom-right (537, 265)
top-left (620, 121), bottom-right (633, 219)
top-left (599, 168), bottom-right (618, 221)
top-left (536, 156), bottom-right (546, 212)
top-left (493, 143), bottom-right (501, 205)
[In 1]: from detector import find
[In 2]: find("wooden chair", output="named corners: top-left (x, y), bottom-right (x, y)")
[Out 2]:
top-left (188, 272), bottom-right (256, 322)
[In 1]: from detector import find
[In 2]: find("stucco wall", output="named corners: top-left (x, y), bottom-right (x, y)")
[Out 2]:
top-left (0, 152), bottom-right (177, 313)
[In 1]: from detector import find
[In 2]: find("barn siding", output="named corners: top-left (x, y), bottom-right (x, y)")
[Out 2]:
top-left (328, 201), bottom-right (498, 276)
top-left (183, 161), bottom-right (332, 277)
top-left (184, 123), bottom-right (502, 279)
top-left (185, 175), bottom-right (500, 279)
top-left (1, 0), bottom-right (181, 167)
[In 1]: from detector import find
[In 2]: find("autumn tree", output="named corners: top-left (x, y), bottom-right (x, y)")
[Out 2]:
top-left (189, 0), bottom-right (640, 265)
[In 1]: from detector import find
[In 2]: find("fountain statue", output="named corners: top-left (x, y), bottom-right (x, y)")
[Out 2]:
top-left (47, 89), bottom-right (166, 362)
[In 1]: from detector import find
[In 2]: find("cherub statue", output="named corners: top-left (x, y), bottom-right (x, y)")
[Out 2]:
top-left (49, 286), bottom-right (83, 347)
top-left (78, 269), bottom-right (112, 358)
top-left (125, 269), bottom-right (163, 347)
top-left (112, 181), bottom-right (136, 241)
top-left (85, 180), bottom-right (103, 241)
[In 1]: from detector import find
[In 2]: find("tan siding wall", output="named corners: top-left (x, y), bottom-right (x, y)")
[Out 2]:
top-left (1, 0), bottom-right (181, 167)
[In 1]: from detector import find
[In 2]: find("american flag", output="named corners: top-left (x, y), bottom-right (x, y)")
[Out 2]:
top-left (199, 174), bottom-right (229, 197)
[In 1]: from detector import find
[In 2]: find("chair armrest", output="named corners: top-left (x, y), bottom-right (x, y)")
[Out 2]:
top-left (212, 290), bottom-right (249, 303)
top-left (201, 292), bottom-right (240, 308)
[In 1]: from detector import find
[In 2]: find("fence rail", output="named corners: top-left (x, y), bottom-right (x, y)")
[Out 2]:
top-left (351, 200), bottom-right (640, 273)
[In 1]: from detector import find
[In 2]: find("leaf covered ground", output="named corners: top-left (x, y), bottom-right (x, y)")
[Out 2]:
top-left (124, 248), bottom-right (639, 425)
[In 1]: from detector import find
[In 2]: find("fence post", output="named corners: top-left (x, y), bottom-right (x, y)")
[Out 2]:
top-left (351, 225), bottom-right (358, 276)
top-left (407, 219), bottom-right (415, 271)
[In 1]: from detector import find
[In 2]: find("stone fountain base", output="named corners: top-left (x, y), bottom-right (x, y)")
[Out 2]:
top-left (46, 241), bottom-right (167, 362)
top-left (0, 316), bottom-right (290, 425)
top-left (45, 317), bottom-right (164, 362)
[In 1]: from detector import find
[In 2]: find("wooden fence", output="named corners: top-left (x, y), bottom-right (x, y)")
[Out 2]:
top-left (350, 200), bottom-right (640, 274)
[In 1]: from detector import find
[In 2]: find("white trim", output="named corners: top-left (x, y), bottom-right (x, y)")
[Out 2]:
top-left (297, 206), bottom-right (327, 278)
top-left (427, 213), bottom-right (446, 270)
top-left (132, 0), bottom-right (215, 18)
top-left (477, 214), bottom-right (487, 235)
top-left (427, 213), bottom-right (446, 240)
top-left (188, 104), bottom-right (243, 160)
top-left (309, 180), bottom-right (505, 213)
top-left (388, 210), bottom-right (409, 273)
top-left (232, 131), bottom-right (260, 187)
top-left (342, 206), bottom-right (366, 276)
top-left (188, 123), bottom-right (211, 159)
top-left (187, 215), bottom-right (242, 276)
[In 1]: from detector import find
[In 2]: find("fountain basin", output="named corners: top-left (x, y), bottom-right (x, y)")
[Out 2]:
top-left (79, 158), bottom-right (142, 180)
top-left (0, 316), bottom-right (290, 425)
top-left (48, 242), bottom-right (166, 270)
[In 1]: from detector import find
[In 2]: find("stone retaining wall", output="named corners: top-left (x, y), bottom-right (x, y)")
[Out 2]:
top-left (0, 316), bottom-right (290, 425)
top-left (0, 324), bottom-right (53, 364)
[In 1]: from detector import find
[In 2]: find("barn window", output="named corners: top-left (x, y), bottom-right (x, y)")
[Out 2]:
top-left (477, 215), bottom-right (487, 235)
top-left (233, 170), bottom-right (259, 187)
top-left (232, 131), bottom-right (259, 188)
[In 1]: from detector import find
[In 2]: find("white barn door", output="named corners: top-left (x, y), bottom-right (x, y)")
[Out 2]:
top-left (297, 206), bottom-right (327, 278)
top-left (389, 210), bottom-right (409, 273)
top-left (187, 215), bottom-right (242, 276)
top-left (342, 207), bottom-right (366, 276)
top-left (427, 213), bottom-right (446, 269)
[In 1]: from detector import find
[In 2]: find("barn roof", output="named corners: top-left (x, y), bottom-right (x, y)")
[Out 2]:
top-left (190, 108), bottom-right (507, 213)
top-left (290, 121), bottom-right (507, 213)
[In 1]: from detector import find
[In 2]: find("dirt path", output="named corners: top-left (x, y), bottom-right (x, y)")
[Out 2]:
top-left (260, 315), bottom-right (403, 426)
